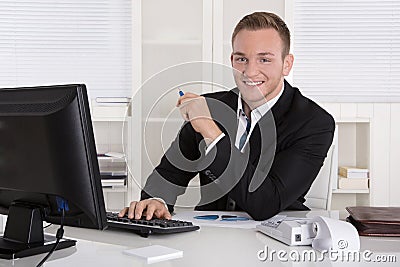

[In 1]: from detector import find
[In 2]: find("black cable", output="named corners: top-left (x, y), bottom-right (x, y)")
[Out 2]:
top-left (36, 208), bottom-right (65, 267)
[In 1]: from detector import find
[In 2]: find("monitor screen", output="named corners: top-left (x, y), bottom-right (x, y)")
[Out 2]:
top-left (0, 84), bottom-right (107, 259)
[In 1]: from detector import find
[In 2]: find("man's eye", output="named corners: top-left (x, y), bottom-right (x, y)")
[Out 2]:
top-left (260, 58), bottom-right (271, 63)
top-left (235, 57), bottom-right (247, 62)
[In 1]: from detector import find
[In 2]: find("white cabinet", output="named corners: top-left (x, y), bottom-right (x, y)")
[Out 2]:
top-left (330, 118), bottom-right (372, 210)
top-left (91, 103), bottom-right (134, 211)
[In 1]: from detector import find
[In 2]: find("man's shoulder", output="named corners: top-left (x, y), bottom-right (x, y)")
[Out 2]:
top-left (202, 89), bottom-right (238, 108)
top-left (202, 89), bottom-right (238, 99)
top-left (286, 85), bottom-right (335, 128)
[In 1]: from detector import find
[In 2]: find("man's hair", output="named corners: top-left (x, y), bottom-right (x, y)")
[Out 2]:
top-left (232, 12), bottom-right (291, 59)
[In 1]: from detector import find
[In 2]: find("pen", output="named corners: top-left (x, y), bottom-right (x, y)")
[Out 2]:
top-left (179, 90), bottom-right (184, 97)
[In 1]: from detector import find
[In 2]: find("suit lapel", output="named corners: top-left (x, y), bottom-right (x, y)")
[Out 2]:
top-left (271, 80), bottom-right (294, 125)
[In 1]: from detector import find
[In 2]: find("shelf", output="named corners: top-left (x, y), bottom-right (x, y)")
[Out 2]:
top-left (336, 117), bottom-right (370, 123)
top-left (332, 189), bottom-right (370, 194)
top-left (98, 156), bottom-right (126, 163)
top-left (102, 187), bottom-right (128, 193)
top-left (92, 117), bottom-right (127, 122)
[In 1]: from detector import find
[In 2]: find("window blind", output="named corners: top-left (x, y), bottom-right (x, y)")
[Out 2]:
top-left (292, 0), bottom-right (400, 102)
top-left (0, 0), bottom-right (131, 98)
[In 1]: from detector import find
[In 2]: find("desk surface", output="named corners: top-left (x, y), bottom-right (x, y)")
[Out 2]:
top-left (1, 210), bottom-right (400, 266)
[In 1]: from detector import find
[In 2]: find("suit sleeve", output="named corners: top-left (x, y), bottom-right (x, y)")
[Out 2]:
top-left (140, 121), bottom-right (203, 212)
top-left (199, 112), bottom-right (335, 221)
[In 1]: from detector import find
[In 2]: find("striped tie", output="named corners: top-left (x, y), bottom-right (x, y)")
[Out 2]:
top-left (238, 116), bottom-right (251, 150)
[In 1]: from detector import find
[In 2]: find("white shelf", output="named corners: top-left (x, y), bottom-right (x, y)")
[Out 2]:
top-left (92, 117), bottom-right (127, 122)
top-left (336, 117), bottom-right (370, 123)
top-left (102, 187), bottom-right (128, 193)
top-left (332, 189), bottom-right (370, 194)
top-left (98, 156), bottom-right (126, 163)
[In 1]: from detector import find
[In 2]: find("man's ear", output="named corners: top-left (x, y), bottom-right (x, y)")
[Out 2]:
top-left (283, 54), bottom-right (294, 76)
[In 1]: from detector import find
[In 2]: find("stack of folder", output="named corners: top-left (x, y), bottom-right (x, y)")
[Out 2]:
top-left (346, 206), bottom-right (400, 236)
top-left (98, 152), bottom-right (127, 188)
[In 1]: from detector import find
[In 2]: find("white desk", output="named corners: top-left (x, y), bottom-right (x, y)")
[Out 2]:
top-left (1, 211), bottom-right (399, 266)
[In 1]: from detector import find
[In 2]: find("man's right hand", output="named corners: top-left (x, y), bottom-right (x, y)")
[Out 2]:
top-left (118, 199), bottom-right (172, 220)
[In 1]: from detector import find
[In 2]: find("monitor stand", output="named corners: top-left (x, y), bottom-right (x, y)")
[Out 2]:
top-left (0, 203), bottom-right (76, 259)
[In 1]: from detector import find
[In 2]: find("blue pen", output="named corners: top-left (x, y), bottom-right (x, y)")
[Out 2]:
top-left (179, 90), bottom-right (184, 97)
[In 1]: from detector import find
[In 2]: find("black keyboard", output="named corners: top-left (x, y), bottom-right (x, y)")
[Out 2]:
top-left (106, 212), bottom-right (200, 237)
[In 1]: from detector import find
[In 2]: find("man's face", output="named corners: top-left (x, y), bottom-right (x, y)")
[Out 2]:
top-left (231, 28), bottom-right (293, 108)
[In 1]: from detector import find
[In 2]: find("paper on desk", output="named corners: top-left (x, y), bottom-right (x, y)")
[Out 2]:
top-left (173, 210), bottom-right (259, 229)
top-left (123, 245), bottom-right (183, 264)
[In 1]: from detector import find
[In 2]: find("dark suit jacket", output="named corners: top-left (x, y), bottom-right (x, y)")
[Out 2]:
top-left (141, 80), bottom-right (335, 220)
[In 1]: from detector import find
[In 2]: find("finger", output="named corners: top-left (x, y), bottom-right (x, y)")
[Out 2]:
top-left (134, 200), bottom-right (148, 219)
top-left (118, 207), bottom-right (129, 218)
top-left (161, 209), bottom-right (172, 220)
top-left (127, 201), bottom-right (138, 219)
top-left (145, 204), bottom-right (156, 220)
top-left (177, 92), bottom-right (199, 106)
top-left (153, 207), bottom-right (171, 219)
top-left (179, 105), bottom-right (189, 121)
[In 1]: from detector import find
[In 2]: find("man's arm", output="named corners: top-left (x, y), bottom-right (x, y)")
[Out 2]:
top-left (140, 120), bottom-right (203, 209)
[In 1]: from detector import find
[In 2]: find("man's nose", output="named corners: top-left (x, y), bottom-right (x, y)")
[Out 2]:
top-left (243, 60), bottom-right (259, 78)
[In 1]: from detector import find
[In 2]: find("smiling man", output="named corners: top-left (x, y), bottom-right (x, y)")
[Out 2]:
top-left (120, 12), bottom-right (335, 221)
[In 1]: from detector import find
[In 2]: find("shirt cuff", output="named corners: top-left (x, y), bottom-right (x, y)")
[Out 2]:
top-left (205, 133), bottom-right (226, 155)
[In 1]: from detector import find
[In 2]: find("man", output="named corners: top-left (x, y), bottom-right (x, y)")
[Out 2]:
top-left (119, 12), bottom-right (335, 221)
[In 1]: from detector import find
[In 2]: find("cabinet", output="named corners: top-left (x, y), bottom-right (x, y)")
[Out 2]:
top-left (91, 102), bottom-right (135, 211)
top-left (330, 118), bottom-right (371, 210)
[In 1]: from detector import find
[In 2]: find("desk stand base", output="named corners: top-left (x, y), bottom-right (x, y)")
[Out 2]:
top-left (0, 234), bottom-right (76, 260)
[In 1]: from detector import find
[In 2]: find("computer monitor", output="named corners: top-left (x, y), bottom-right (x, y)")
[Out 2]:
top-left (0, 84), bottom-right (107, 259)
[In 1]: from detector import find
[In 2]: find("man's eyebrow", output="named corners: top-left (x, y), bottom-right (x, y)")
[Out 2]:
top-left (232, 52), bottom-right (246, 56)
top-left (258, 52), bottom-right (275, 56)
top-left (232, 52), bottom-right (276, 56)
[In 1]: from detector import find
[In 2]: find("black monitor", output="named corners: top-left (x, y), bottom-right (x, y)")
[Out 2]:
top-left (0, 84), bottom-right (107, 259)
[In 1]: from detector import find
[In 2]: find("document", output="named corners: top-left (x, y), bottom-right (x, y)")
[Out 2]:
top-left (173, 210), bottom-right (258, 229)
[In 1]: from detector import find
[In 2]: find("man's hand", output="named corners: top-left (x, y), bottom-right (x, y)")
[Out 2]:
top-left (177, 92), bottom-right (222, 143)
top-left (118, 199), bottom-right (172, 220)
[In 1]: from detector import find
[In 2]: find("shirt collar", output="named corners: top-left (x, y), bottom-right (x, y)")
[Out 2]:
top-left (237, 82), bottom-right (285, 120)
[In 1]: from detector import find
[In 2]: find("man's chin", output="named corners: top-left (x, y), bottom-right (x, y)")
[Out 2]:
top-left (240, 95), bottom-right (268, 107)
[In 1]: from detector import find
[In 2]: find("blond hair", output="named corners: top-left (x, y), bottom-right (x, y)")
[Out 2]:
top-left (232, 12), bottom-right (291, 59)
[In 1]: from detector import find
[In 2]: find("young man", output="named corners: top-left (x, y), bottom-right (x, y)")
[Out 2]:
top-left (119, 12), bottom-right (335, 221)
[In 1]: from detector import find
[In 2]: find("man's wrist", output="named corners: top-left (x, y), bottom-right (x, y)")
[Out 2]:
top-left (201, 122), bottom-right (222, 143)
top-left (205, 133), bottom-right (226, 155)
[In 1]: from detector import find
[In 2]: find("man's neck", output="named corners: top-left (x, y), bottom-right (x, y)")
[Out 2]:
top-left (242, 80), bottom-right (285, 118)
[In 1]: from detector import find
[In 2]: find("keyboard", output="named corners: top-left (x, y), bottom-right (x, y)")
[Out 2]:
top-left (106, 212), bottom-right (200, 237)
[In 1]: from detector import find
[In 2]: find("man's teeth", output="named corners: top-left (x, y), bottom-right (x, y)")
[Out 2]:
top-left (244, 81), bottom-right (263, 86)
